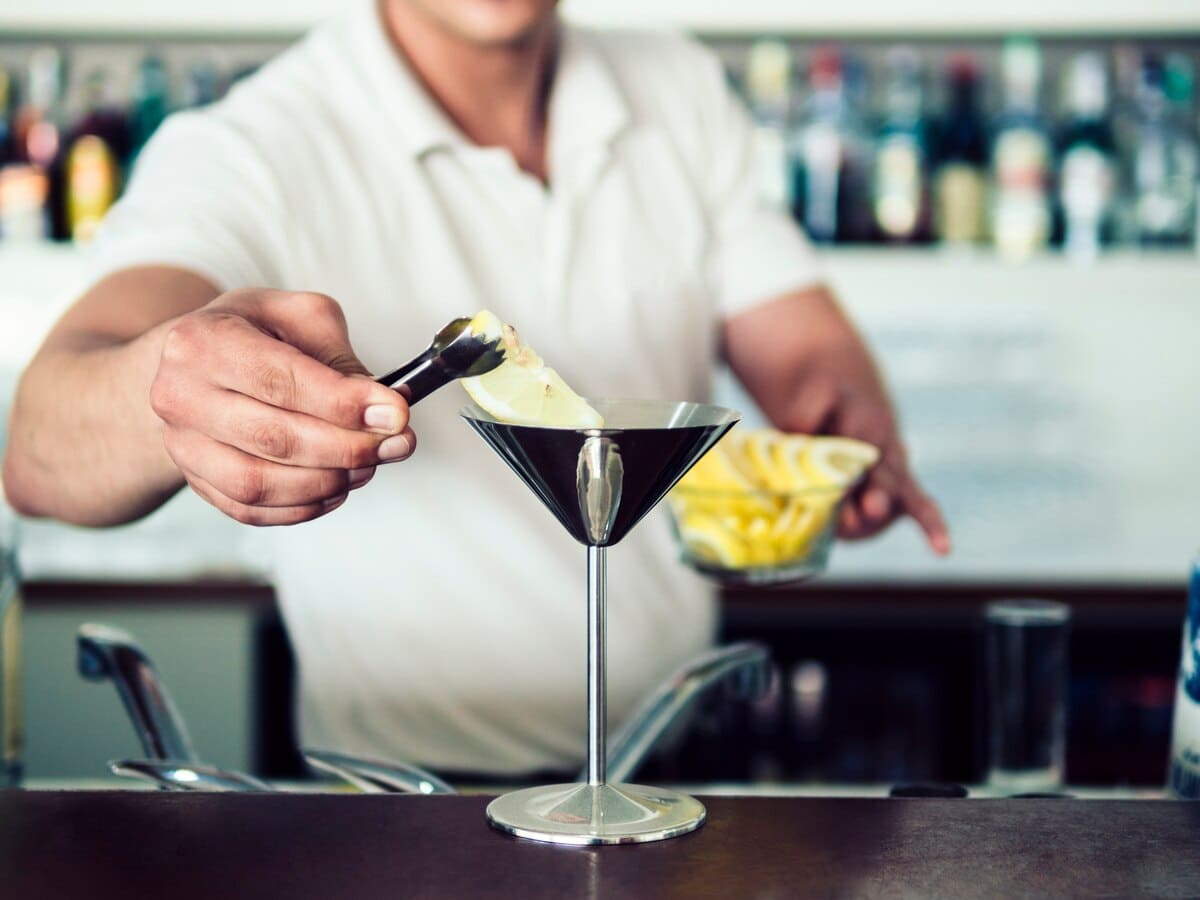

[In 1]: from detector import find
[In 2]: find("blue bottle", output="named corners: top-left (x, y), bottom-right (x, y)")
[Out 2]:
top-left (1168, 557), bottom-right (1200, 798)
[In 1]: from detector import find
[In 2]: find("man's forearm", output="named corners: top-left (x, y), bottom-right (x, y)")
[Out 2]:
top-left (724, 285), bottom-right (894, 437)
top-left (3, 321), bottom-right (184, 526)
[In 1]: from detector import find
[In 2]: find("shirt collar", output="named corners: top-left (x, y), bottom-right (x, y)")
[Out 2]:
top-left (355, 5), bottom-right (630, 163)
top-left (547, 26), bottom-right (631, 163)
top-left (354, 2), bottom-right (466, 158)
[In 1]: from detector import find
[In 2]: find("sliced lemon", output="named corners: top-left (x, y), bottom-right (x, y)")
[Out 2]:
top-left (773, 496), bottom-right (837, 561)
top-left (742, 515), bottom-right (779, 565)
top-left (793, 437), bottom-right (880, 488)
top-left (676, 440), bottom-right (776, 517)
top-left (460, 313), bottom-right (604, 429)
top-left (678, 512), bottom-right (751, 568)
top-left (676, 440), bottom-right (757, 492)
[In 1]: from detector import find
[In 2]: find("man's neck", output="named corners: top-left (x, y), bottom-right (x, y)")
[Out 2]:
top-left (381, 1), bottom-right (557, 181)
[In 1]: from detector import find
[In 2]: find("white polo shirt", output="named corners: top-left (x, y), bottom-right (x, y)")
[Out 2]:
top-left (88, 2), bottom-right (820, 774)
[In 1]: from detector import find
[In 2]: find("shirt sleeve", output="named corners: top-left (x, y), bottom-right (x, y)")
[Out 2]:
top-left (85, 108), bottom-right (290, 293)
top-left (695, 50), bottom-right (823, 319)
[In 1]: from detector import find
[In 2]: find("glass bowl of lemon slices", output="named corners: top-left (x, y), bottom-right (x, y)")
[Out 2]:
top-left (666, 428), bottom-right (879, 586)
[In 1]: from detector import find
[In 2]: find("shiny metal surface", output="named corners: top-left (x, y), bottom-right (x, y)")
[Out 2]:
top-left (586, 546), bottom-right (607, 787)
top-left (109, 758), bottom-right (273, 793)
top-left (76, 623), bottom-right (197, 763)
top-left (576, 436), bottom-right (622, 545)
top-left (593, 642), bottom-right (771, 784)
top-left (376, 316), bottom-right (506, 404)
top-left (465, 399), bottom-right (738, 845)
top-left (302, 749), bottom-right (455, 795)
top-left (461, 399), bottom-right (739, 546)
top-left (486, 783), bottom-right (706, 846)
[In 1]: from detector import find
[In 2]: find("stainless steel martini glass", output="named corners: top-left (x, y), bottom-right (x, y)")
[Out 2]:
top-left (461, 398), bottom-right (740, 845)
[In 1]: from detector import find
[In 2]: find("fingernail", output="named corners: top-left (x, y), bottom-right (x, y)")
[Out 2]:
top-left (378, 434), bottom-right (413, 462)
top-left (322, 494), bottom-right (348, 512)
top-left (364, 405), bottom-right (400, 433)
top-left (348, 466), bottom-right (375, 488)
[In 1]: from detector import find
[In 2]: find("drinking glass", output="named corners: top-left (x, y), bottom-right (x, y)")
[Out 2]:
top-left (984, 599), bottom-right (1070, 793)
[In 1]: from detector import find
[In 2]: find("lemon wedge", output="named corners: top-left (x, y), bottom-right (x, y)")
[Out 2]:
top-left (460, 312), bottom-right (604, 429)
top-left (794, 437), bottom-right (880, 488)
top-left (676, 512), bottom-right (751, 568)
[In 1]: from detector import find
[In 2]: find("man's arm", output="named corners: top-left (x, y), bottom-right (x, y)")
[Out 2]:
top-left (722, 285), bottom-right (950, 554)
top-left (3, 266), bottom-right (414, 527)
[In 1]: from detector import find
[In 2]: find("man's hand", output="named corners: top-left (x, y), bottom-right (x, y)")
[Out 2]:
top-left (150, 289), bottom-right (414, 525)
top-left (783, 373), bottom-right (950, 554)
top-left (722, 285), bottom-right (950, 556)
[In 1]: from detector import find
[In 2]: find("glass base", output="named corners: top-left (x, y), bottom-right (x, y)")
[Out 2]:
top-left (486, 782), bottom-right (706, 846)
top-left (986, 765), bottom-right (1063, 795)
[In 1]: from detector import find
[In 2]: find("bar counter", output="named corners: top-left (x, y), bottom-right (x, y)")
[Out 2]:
top-left (5, 791), bottom-right (1199, 898)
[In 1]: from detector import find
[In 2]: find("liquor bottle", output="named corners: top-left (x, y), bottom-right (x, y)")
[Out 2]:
top-left (932, 54), bottom-right (988, 246)
top-left (65, 70), bottom-right (129, 242)
top-left (990, 38), bottom-right (1052, 261)
top-left (872, 46), bottom-right (929, 243)
top-left (1132, 55), bottom-right (1198, 247)
top-left (1168, 557), bottom-right (1200, 798)
top-left (181, 58), bottom-right (222, 110)
top-left (744, 40), bottom-right (793, 211)
top-left (0, 488), bottom-right (22, 787)
top-left (0, 68), bottom-right (13, 167)
top-left (129, 54), bottom-right (171, 160)
top-left (1056, 53), bottom-right (1117, 262)
top-left (1, 48), bottom-right (67, 241)
top-left (788, 46), bottom-right (873, 244)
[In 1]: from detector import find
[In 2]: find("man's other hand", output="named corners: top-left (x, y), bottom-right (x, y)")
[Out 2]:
top-left (784, 373), bottom-right (950, 555)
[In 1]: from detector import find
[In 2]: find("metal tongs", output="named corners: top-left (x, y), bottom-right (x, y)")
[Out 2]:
top-left (375, 316), bottom-right (507, 405)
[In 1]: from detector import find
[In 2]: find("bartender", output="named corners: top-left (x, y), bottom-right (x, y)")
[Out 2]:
top-left (2, 0), bottom-right (948, 777)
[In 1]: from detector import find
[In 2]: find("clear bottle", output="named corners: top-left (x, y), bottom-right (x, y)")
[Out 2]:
top-left (990, 37), bottom-right (1052, 261)
top-left (744, 40), bottom-right (794, 211)
top-left (932, 53), bottom-right (988, 247)
top-left (788, 46), bottom-right (873, 244)
top-left (1169, 556), bottom-right (1200, 798)
top-left (0, 488), bottom-right (23, 787)
top-left (1132, 54), bottom-right (1198, 248)
top-left (872, 46), bottom-right (929, 243)
top-left (1056, 53), bottom-right (1117, 262)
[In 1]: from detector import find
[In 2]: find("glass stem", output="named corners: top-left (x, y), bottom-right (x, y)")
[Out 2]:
top-left (587, 544), bottom-right (607, 786)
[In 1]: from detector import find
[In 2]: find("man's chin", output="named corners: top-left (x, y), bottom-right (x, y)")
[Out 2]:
top-left (402, 0), bottom-right (558, 48)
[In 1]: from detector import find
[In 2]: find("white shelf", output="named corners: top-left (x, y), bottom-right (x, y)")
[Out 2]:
top-left (0, 0), bottom-right (1195, 36)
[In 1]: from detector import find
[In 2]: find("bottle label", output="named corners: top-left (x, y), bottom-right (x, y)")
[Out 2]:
top-left (935, 163), bottom-right (986, 243)
top-left (874, 137), bottom-right (922, 238)
top-left (1182, 564), bottom-right (1200, 703)
top-left (1169, 562), bottom-right (1200, 797)
top-left (1060, 146), bottom-right (1113, 221)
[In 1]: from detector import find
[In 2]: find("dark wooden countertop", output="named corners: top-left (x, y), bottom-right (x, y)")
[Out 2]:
top-left (5, 792), bottom-right (1200, 898)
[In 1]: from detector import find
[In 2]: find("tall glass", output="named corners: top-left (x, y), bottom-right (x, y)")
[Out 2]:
top-left (985, 599), bottom-right (1070, 793)
top-left (0, 493), bottom-right (23, 787)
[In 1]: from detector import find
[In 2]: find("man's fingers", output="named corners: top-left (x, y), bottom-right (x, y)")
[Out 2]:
top-left (185, 471), bottom-right (348, 526)
top-left (900, 480), bottom-right (952, 555)
top-left (157, 385), bottom-right (414, 470)
top-left (162, 427), bottom-right (374, 508)
top-left (159, 313), bottom-right (408, 435)
top-left (225, 289), bottom-right (369, 376)
top-left (859, 486), bottom-right (892, 524)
